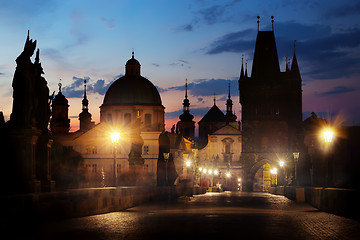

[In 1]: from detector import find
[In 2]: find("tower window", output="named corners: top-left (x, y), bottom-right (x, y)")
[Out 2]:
top-left (124, 113), bottom-right (131, 125)
top-left (145, 114), bottom-right (151, 128)
top-left (143, 145), bottom-right (149, 154)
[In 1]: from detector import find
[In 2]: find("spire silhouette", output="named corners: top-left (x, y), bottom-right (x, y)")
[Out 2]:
top-left (245, 60), bottom-right (248, 78)
top-left (240, 55), bottom-right (244, 80)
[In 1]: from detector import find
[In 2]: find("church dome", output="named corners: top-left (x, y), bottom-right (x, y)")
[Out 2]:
top-left (102, 53), bottom-right (162, 106)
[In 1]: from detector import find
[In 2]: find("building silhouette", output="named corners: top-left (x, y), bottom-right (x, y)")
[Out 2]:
top-left (176, 79), bottom-right (195, 140)
top-left (238, 26), bottom-right (303, 191)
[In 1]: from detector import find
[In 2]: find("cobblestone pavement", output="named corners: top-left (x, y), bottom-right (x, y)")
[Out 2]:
top-left (9, 192), bottom-right (360, 239)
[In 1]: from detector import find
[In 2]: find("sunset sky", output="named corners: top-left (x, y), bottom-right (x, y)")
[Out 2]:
top-left (0, 0), bottom-right (360, 132)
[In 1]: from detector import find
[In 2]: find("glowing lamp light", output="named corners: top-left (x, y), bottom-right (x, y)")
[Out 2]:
top-left (203, 168), bottom-right (207, 174)
top-left (214, 170), bottom-right (219, 175)
top-left (185, 160), bottom-right (191, 167)
top-left (208, 169), bottom-right (213, 175)
top-left (199, 167), bottom-right (203, 172)
top-left (226, 172), bottom-right (231, 178)
top-left (323, 128), bottom-right (334, 143)
top-left (279, 161), bottom-right (285, 167)
top-left (237, 178), bottom-right (241, 182)
top-left (270, 168), bottom-right (278, 175)
top-left (110, 132), bottom-right (120, 144)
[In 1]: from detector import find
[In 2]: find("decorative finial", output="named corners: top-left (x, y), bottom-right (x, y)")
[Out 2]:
top-left (245, 60), bottom-right (248, 78)
top-left (58, 80), bottom-right (62, 93)
top-left (213, 93), bottom-right (216, 105)
top-left (257, 16), bottom-right (260, 32)
top-left (132, 49), bottom-right (134, 58)
top-left (228, 80), bottom-right (231, 99)
top-left (185, 78), bottom-right (188, 99)
top-left (294, 40), bottom-right (296, 54)
top-left (271, 16), bottom-right (274, 31)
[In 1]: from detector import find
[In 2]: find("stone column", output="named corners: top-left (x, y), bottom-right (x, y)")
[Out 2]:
top-left (8, 128), bottom-right (41, 193)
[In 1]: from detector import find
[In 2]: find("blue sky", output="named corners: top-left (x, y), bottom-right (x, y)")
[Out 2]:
top-left (0, 0), bottom-right (360, 131)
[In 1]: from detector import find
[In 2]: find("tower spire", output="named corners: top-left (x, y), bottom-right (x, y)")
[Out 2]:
top-left (257, 16), bottom-right (260, 32)
top-left (291, 40), bottom-right (300, 77)
top-left (213, 93), bottom-right (216, 105)
top-left (82, 78), bottom-right (89, 110)
top-left (271, 16), bottom-right (274, 31)
top-left (245, 60), bottom-right (248, 78)
top-left (240, 55), bottom-right (244, 80)
top-left (182, 79), bottom-right (190, 112)
top-left (228, 80), bottom-right (231, 99)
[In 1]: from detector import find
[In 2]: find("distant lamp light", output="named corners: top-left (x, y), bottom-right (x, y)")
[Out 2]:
top-left (226, 172), bottom-right (231, 178)
top-left (185, 160), bottom-right (191, 167)
top-left (214, 170), bottom-right (219, 175)
top-left (199, 167), bottom-right (203, 172)
top-left (110, 132), bottom-right (120, 144)
top-left (270, 168), bottom-right (278, 175)
top-left (208, 169), bottom-right (213, 175)
top-left (279, 161), bottom-right (285, 167)
top-left (323, 128), bottom-right (334, 143)
top-left (203, 168), bottom-right (207, 174)
top-left (237, 178), bottom-right (241, 182)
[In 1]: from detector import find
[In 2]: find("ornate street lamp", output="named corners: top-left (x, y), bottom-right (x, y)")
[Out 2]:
top-left (293, 152), bottom-right (300, 186)
top-left (110, 131), bottom-right (120, 186)
top-left (163, 152), bottom-right (170, 185)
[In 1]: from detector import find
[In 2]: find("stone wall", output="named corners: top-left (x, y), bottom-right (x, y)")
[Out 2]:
top-left (1, 185), bottom-right (201, 222)
top-left (270, 186), bottom-right (360, 220)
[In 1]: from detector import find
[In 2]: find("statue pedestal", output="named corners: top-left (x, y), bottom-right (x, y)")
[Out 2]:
top-left (8, 128), bottom-right (42, 193)
top-left (36, 133), bottom-right (55, 192)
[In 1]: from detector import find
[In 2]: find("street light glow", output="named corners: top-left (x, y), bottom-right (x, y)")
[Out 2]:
top-left (237, 178), bottom-right (241, 182)
top-left (214, 170), bottom-right (219, 175)
top-left (110, 132), bottom-right (120, 143)
top-left (185, 160), bottom-right (191, 167)
top-left (208, 169), bottom-right (213, 175)
top-left (279, 161), bottom-right (285, 167)
top-left (270, 168), bottom-right (278, 175)
top-left (203, 168), bottom-right (207, 174)
top-left (199, 167), bottom-right (203, 172)
top-left (323, 128), bottom-right (334, 143)
top-left (226, 172), bottom-right (231, 178)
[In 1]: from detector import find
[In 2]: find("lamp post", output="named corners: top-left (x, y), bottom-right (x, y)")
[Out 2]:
top-left (293, 152), bottom-right (299, 186)
top-left (110, 132), bottom-right (120, 186)
top-left (323, 128), bottom-right (334, 187)
top-left (270, 168), bottom-right (278, 186)
top-left (163, 152), bottom-right (170, 186)
top-left (279, 160), bottom-right (285, 186)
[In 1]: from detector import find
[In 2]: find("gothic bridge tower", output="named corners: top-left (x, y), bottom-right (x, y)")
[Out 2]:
top-left (238, 17), bottom-right (303, 191)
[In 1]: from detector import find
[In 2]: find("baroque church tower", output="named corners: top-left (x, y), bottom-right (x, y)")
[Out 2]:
top-left (50, 83), bottom-right (70, 133)
top-left (176, 79), bottom-right (195, 140)
top-left (238, 17), bottom-right (303, 191)
top-left (79, 79), bottom-right (95, 131)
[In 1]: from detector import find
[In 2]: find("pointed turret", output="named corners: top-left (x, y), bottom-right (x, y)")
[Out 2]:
top-left (79, 78), bottom-right (94, 132)
top-left (291, 41), bottom-right (301, 78)
top-left (245, 60), bottom-right (248, 78)
top-left (239, 56), bottom-right (245, 80)
top-left (225, 80), bottom-right (237, 123)
top-left (50, 82), bottom-right (70, 133)
top-left (176, 79), bottom-right (195, 139)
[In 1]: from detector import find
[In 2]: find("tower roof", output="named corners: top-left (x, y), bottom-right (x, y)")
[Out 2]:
top-left (251, 31), bottom-right (280, 80)
top-left (199, 104), bottom-right (226, 123)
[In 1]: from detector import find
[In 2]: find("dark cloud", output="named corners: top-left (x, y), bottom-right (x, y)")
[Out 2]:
top-left (62, 76), bottom-right (113, 98)
top-left (169, 59), bottom-right (191, 68)
top-left (317, 86), bottom-right (356, 96)
top-left (176, 24), bottom-right (194, 32)
top-left (325, 2), bottom-right (360, 18)
top-left (152, 63), bottom-right (160, 67)
top-left (206, 21), bottom-right (360, 80)
top-left (100, 17), bottom-right (116, 29)
top-left (0, 73), bottom-right (4, 76)
top-left (168, 78), bottom-right (238, 97)
top-left (165, 107), bottom-right (214, 119)
top-left (176, 0), bottom-right (242, 32)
